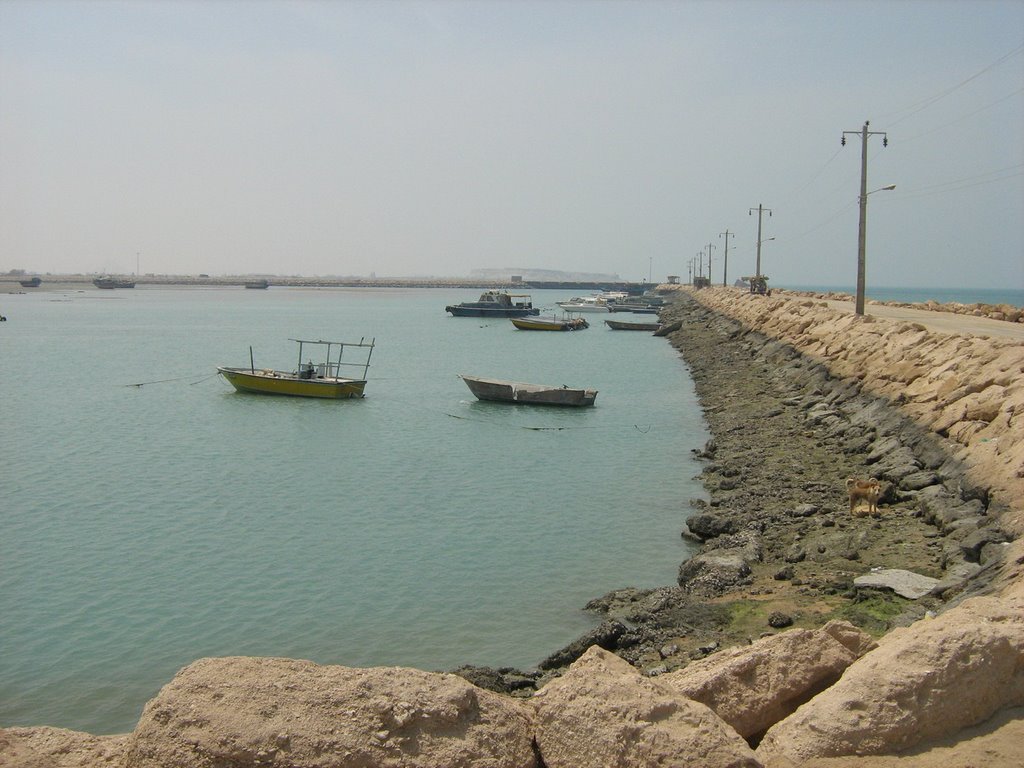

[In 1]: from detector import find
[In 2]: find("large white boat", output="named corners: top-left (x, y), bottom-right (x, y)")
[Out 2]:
top-left (555, 295), bottom-right (615, 312)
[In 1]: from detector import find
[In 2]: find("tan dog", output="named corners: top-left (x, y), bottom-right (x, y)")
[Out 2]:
top-left (846, 477), bottom-right (881, 517)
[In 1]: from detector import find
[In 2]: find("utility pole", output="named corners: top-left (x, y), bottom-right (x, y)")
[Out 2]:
top-left (748, 204), bottom-right (772, 278)
top-left (687, 259), bottom-right (692, 285)
top-left (842, 120), bottom-right (888, 315)
top-left (697, 251), bottom-right (704, 280)
top-left (705, 243), bottom-right (716, 285)
top-left (719, 230), bottom-right (733, 286)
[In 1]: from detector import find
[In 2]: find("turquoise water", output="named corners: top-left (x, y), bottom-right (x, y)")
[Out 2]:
top-left (784, 284), bottom-right (1024, 307)
top-left (0, 287), bottom-right (706, 735)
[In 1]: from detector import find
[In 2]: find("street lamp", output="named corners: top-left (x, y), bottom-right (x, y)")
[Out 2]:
top-left (855, 184), bottom-right (896, 315)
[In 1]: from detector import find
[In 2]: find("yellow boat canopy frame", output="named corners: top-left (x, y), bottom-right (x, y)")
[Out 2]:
top-left (287, 338), bottom-right (375, 382)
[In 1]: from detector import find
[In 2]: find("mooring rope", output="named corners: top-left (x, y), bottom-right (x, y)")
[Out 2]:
top-left (124, 372), bottom-right (219, 387)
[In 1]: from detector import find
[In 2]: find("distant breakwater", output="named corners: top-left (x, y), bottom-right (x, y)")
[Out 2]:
top-left (2, 274), bottom-right (653, 292)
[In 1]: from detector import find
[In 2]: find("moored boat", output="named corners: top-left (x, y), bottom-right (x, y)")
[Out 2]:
top-left (460, 375), bottom-right (597, 407)
top-left (510, 314), bottom-right (589, 331)
top-left (606, 303), bottom-right (661, 314)
top-left (19, 277), bottom-right (42, 288)
top-left (446, 291), bottom-right (539, 317)
top-left (604, 319), bottom-right (663, 331)
top-left (245, 279), bottom-right (270, 289)
top-left (218, 337), bottom-right (375, 399)
top-left (555, 296), bottom-right (612, 312)
top-left (606, 294), bottom-right (665, 313)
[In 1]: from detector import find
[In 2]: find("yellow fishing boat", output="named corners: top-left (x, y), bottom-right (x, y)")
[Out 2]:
top-left (510, 314), bottom-right (589, 331)
top-left (218, 338), bottom-right (375, 399)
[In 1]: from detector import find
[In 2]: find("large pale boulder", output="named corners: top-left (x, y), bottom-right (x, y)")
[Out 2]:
top-left (0, 727), bottom-right (127, 767)
top-left (661, 621), bottom-right (876, 740)
top-left (756, 596), bottom-right (1024, 764)
top-left (123, 656), bottom-right (537, 768)
top-left (532, 646), bottom-right (761, 768)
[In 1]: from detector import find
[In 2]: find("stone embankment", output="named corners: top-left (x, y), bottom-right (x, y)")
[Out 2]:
top-left (682, 287), bottom-right (1023, 544)
top-left (3, 288), bottom-right (1023, 767)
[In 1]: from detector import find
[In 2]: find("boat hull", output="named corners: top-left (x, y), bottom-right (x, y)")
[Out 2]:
top-left (605, 320), bottom-right (662, 331)
top-left (460, 376), bottom-right (597, 406)
top-left (218, 368), bottom-right (367, 399)
top-left (510, 316), bottom-right (589, 331)
top-left (607, 305), bottom-right (660, 313)
top-left (556, 302), bottom-right (610, 313)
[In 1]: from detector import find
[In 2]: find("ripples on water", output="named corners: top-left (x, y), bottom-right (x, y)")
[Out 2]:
top-left (0, 287), bottom-right (707, 733)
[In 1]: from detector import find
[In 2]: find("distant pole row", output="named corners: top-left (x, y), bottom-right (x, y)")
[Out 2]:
top-left (685, 119), bottom-right (892, 301)
top-left (689, 204), bottom-right (773, 288)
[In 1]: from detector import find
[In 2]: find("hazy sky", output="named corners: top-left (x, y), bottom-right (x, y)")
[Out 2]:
top-left (1, 1), bottom-right (1022, 289)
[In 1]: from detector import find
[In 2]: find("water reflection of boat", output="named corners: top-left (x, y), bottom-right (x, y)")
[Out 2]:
top-left (459, 375), bottom-right (597, 407)
top-left (510, 314), bottom-right (589, 331)
top-left (93, 276), bottom-right (135, 289)
top-left (218, 338), bottom-right (375, 399)
top-left (445, 291), bottom-right (539, 317)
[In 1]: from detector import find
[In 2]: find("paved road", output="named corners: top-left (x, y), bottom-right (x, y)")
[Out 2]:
top-left (821, 298), bottom-right (1024, 341)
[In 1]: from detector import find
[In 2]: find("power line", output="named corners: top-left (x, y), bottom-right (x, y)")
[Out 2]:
top-left (883, 42), bottom-right (1024, 127)
top-left (897, 168), bottom-right (1024, 200)
top-left (899, 86), bottom-right (1024, 144)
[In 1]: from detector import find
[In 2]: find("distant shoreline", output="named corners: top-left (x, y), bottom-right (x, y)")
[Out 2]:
top-left (0, 275), bottom-right (650, 292)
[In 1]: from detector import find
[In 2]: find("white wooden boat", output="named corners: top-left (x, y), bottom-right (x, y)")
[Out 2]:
top-left (556, 296), bottom-right (612, 312)
top-left (459, 375), bottom-right (597, 407)
top-left (604, 319), bottom-right (663, 331)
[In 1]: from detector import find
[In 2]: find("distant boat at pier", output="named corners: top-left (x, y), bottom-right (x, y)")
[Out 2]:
top-left (93, 276), bottom-right (135, 289)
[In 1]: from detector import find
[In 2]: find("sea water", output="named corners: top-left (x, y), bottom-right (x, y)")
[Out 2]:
top-left (0, 287), bottom-right (707, 734)
top-left (785, 284), bottom-right (1024, 307)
